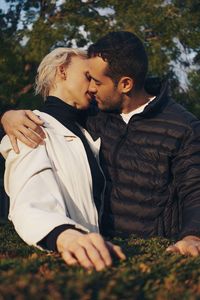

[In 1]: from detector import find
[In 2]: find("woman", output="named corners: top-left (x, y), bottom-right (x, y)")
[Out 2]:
top-left (0, 48), bottom-right (125, 270)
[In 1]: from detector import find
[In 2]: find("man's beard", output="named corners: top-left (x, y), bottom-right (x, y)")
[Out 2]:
top-left (98, 95), bottom-right (123, 114)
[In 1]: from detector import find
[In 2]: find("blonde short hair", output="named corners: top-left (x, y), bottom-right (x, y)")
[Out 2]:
top-left (35, 47), bottom-right (87, 99)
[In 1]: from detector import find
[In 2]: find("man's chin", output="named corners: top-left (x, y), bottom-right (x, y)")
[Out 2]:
top-left (97, 104), bottom-right (120, 113)
top-left (101, 109), bottom-right (120, 114)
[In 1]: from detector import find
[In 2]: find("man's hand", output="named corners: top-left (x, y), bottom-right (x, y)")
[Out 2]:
top-left (1, 110), bottom-right (45, 153)
top-left (57, 229), bottom-right (126, 271)
top-left (166, 235), bottom-right (200, 256)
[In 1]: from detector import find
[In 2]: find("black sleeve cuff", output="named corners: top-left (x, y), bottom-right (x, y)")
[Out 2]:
top-left (0, 105), bottom-right (15, 139)
top-left (37, 224), bottom-right (86, 252)
top-left (0, 105), bottom-right (16, 121)
top-left (0, 127), bottom-right (5, 140)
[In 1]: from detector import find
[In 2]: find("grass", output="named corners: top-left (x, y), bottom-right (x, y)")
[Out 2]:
top-left (1, 222), bottom-right (200, 300)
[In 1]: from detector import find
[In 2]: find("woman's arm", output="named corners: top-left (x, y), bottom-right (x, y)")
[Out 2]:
top-left (1, 136), bottom-right (87, 245)
top-left (0, 136), bottom-right (125, 270)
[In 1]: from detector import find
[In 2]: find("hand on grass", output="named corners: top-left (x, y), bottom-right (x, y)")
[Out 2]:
top-left (1, 110), bottom-right (45, 153)
top-left (166, 235), bottom-right (200, 256)
top-left (56, 229), bottom-right (126, 271)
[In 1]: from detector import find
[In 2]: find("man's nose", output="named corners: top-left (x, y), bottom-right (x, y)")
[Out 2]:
top-left (88, 81), bottom-right (97, 93)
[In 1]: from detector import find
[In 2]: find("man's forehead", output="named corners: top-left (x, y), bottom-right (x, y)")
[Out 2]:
top-left (88, 56), bottom-right (108, 69)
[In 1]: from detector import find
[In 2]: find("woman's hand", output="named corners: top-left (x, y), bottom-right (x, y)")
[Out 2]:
top-left (56, 229), bottom-right (126, 271)
top-left (1, 110), bottom-right (45, 153)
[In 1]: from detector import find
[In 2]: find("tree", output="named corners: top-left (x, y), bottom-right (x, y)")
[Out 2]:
top-left (0, 0), bottom-right (199, 115)
top-left (98, 0), bottom-right (200, 114)
top-left (0, 0), bottom-right (110, 109)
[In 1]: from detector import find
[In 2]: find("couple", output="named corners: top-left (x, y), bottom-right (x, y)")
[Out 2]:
top-left (1, 31), bottom-right (200, 270)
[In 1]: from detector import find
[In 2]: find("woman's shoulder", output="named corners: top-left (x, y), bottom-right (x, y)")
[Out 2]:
top-left (33, 110), bottom-right (74, 137)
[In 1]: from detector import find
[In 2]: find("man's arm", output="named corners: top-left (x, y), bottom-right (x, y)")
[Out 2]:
top-left (167, 235), bottom-right (200, 256)
top-left (1, 110), bottom-right (45, 153)
top-left (166, 120), bottom-right (200, 256)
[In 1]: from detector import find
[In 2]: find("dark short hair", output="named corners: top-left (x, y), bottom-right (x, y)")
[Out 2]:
top-left (88, 31), bottom-right (148, 90)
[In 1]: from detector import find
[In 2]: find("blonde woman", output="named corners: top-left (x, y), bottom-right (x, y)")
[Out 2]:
top-left (0, 48), bottom-right (125, 270)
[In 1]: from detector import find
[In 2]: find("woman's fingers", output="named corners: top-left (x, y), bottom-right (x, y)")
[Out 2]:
top-left (61, 250), bottom-right (78, 266)
top-left (57, 231), bottom-right (126, 271)
top-left (88, 233), bottom-right (113, 267)
top-left (78, 237), bottom-right (110, 270)
top-left (106, 241), bottom-right (126, 260)
top-left (73, 246), bottom-right (93, 269)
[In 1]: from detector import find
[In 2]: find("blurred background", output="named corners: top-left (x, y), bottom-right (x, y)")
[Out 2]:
top-left (0, 0), bottom-right (200, 218)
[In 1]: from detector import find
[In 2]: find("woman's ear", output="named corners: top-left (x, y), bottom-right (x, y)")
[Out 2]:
top-left (118, 77), bottom-right (133, 93)
top-left (58, 65), bottom-right (67, 80)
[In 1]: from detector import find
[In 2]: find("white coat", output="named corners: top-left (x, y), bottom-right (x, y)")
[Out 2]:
top-left (0, 111), bottom-right (104, 248)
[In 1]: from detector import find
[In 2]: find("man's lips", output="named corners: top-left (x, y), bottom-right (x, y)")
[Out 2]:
top-left (87, 92), bottom-right (96, 101)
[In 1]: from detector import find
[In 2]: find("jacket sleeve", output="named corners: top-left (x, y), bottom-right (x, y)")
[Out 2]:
top-left (0, 136), bottom-right (89, 248)
top-left (0, 105), bottom-right (16, 140)
top-left (172, 119), bottom-right (200, 239)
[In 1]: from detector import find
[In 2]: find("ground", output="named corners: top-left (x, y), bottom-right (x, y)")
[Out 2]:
top-left (1, 221), bottom-right (200, 300)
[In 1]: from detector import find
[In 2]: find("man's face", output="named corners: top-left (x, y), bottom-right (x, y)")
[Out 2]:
top-left (64, 56), bottom-right (92, 109)
top-left (87, 57), bottom-right (123, 112)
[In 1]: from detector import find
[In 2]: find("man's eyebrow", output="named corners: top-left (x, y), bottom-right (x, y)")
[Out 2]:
top-left (86, 71), bottom-right (101, 83)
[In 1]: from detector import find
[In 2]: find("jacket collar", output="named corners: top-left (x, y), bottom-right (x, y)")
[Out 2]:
top-left (99, 80), bottom-right (170, 121)
top-left (33, 110), bottom-right (101, 154)
top-left (33, 110), bottom-right (77, 136)
top-left (139, 80), bottom-right (169, 118)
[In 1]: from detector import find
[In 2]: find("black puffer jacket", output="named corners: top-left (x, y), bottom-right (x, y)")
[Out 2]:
top-left (87, 82), bottom-right (200, 239)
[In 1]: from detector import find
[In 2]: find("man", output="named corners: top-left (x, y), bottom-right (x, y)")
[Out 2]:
top-left (2, 31), bottom-right (200, 256)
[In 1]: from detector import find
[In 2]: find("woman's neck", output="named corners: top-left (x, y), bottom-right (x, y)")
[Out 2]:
top-left (48, 91), bottom-right (75, 108)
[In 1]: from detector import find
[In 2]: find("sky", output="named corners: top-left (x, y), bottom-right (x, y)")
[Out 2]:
top-left (0, 0), bottom-right (9, 11)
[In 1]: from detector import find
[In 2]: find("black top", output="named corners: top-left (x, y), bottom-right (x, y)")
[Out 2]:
top-left (86, 82), bottom-right (200, 239)
top-left (38, 96), bottom-right (104, 251)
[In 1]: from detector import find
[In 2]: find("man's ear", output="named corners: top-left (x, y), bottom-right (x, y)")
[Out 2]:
top-left (57, 65), bottom-right (67, 80)
top-left (118, 77), bottom-right (133, 93)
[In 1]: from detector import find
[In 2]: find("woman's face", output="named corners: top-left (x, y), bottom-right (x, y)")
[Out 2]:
top-left (61, 56), bottom-right (92, 109)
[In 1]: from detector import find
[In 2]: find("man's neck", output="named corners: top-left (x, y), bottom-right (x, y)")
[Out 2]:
top-left (121, 88), bottom-right (155, 114)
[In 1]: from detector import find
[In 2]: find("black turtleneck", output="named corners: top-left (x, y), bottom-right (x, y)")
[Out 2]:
top-left (38, 96), bottom-right (104, 251)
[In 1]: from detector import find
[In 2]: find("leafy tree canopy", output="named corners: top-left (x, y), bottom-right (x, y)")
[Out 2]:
top-left (0, 0), bottom-right (199, 115)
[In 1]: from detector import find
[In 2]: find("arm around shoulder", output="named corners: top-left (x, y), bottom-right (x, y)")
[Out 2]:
top-left (1, 110), bottom-right (45, 153)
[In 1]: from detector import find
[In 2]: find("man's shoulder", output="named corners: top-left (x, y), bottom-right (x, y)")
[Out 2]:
top-left (166, 99), bottom-right (199, 124)
top-left (161, 99), bottom-right (200, 139)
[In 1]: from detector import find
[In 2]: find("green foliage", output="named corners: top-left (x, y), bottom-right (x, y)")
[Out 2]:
top-left (99, 0), bottom-right (200, 115)
top-left (0, 0), bottom-right (199, 115)
top-left (0, 0), bottom-right (111, 109)
top-left (1, 222), bottom-right (200, 299)
top-left (99, 0), bottom-right (200, 72)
